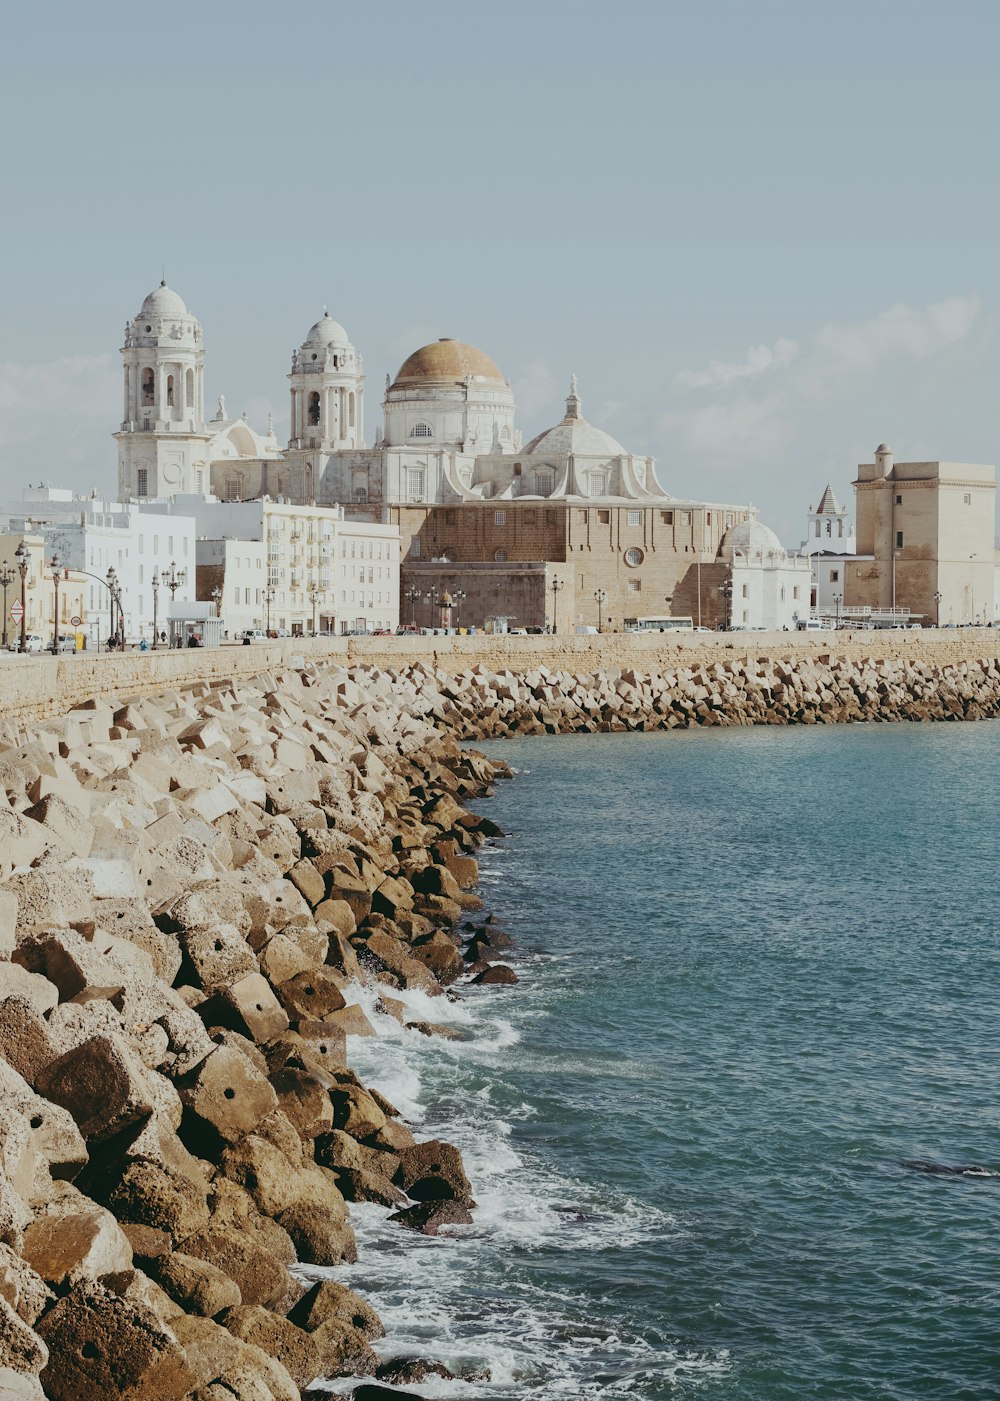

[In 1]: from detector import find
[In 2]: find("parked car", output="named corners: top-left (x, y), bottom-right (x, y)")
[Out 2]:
top-left (238, 629), bottom-right (267, 643)
top-left (11, 634), bottom-right (45, 653)
top-left (55, 634), bottom-right (77, 652)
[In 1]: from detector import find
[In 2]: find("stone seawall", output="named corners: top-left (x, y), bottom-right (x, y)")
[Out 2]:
top-left (339, 651), bottom-right (1000, 739)
top-left (4, 630), bottom-right (1000, 727)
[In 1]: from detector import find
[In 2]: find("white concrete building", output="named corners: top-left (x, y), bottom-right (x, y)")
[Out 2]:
top-left (720, 518), bottom-right (812, 631)
top-left (3, 489), bottom-right (195, 645)
top-left (179, 498), bottom-right (399, 636)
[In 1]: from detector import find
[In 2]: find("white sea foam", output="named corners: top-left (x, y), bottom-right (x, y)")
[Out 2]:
top-left (310, 970), bottom-right (726, 1398)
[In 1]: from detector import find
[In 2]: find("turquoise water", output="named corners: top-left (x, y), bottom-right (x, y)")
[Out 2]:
top-left (323, 722), bottom-right (1000, 1400)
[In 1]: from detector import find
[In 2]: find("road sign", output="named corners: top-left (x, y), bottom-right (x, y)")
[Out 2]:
top-left (70, 615), bottom-right (82, 627)
top-left (10, 601), bottom-right (23, 621)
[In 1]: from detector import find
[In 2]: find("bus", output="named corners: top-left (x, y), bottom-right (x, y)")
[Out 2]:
top-left (626, 615), bottom-right (695, 633)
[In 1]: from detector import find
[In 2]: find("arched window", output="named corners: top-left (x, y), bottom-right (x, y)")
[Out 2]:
top-left (141, 368), bottom-right (155, 406)
top-left (307, 392), bottom-right (320, 426)
top-left (166, 374), bottom-right (174, 407)
top-left (354, 487), bottom-right (368, 503)
top-left (534, 471), bottom-right (553, 496)
top-left (410, 423), bottom-right (433, 438)
top-left (494, 549), bottom-right (508, 562)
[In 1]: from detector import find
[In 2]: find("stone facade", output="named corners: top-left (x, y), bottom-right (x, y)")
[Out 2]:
top-left (848, 444), bottom-right (998, 624)
top-left (398, 499), bottom-right (754, 631)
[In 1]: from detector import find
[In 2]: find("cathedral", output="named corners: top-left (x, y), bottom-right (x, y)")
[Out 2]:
top-left (115, 281), bottom-right (765, 631)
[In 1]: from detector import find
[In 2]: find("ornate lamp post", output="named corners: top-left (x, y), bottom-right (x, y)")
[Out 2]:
top-left (719, 577), bottom-right (733, 630)
top-left (106, 567), bottom-right (124, 649)
top-left (162, 561), bottom-right (186, 645)
top-left (934, 590), bottom-right (942, 628)
top-left (15, 542), bottom-right (29, 654)
top-left (151, 569), bottom-right (160, 649)
top-left (451, 589), bottom-right (467, 630)
top-left (211, 586), bottom-right (222, 619)
top-left (307, 581), bottom-right (321, 635)
top-left (594, 588), bottom-right (607, 632)
top-left (404, 586), bottom-right (421, 629)
top-left (833, 592), bottom-right (842, 630)
top-left (48, 554), bottom-right (68, 654)
top-left (264, 586), bottom-right (275, 635)
top-left (550, 576), bottom-right (564, 634)
top-left (0, 563), bottom-right (13, 651)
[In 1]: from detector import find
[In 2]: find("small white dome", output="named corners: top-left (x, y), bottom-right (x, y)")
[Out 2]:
top-left (875, 442), bottom-right (892, 454)
top-left (138, 281), bottom-right (188, 319)
top-left (303, 311), bottom-right (351, 348)
top-left (720, 518), bottom-right (786, 561)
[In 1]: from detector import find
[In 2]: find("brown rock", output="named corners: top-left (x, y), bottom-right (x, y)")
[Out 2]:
top-left (218, 1304), bottom-right (320, 1388)
top-left (471, 963), bottom-right (519, 985)
top-left (22, 1207), bottom-right (132, 1289)
top-left (119, 1223), bottom-right (171, 1261)
top-left (0, 1243), bottom-right (51, 1326)
top-left (276, 1200), bottom-right (357, 1266)
top-left (322, 1003), bottom-right (377, 1037)
top-left (178, 1045), bottom-right (278, 1144)
top-left (170, 1312), bottom-right (299, 1400)
top-left (0, 1292), bottom-right (47, 1375)
top-left (315, 902), bottom-right (358, 941)
top-left (388, 1199), bottom-right (474, 1234)
top-left (106, 1160), bottom-right (210, 1240)
top-left (0, 997), bottom-right (59, 1085)
top-left (147, 1251), bottom-right (241, 1318)
top-left (408, 931), bottom-right (464, 983)
top-left (396, 1139), bottom-right (473, 1206)
top-left (335, 1167), bottom-right (407, 1206)
top-left (176, 924), bottom-right (256, 992)
top-left (36, 1280), bottom-right (196, 1400)
top-left (200, 971), bottom-right (290, 1044)
top-left (329, 1083), bottom-right (387, 1139)
top-left (271, 1067), bottom-right (334, 1140)
top-left (35, 1035), bottom-right (154, 1143)
top-left (276, 968), bottom-right (346, 1021)
top-left (286, 859), bottom-right (326, 909)
top-left (180, 1229), bottom-right (292, 1311)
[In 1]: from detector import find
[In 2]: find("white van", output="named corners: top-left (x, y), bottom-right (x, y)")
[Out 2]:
top-left (795, 618), bottom-right (833, 632)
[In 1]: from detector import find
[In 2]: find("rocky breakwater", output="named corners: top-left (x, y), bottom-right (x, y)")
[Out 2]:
top-left (370, 652), bottom-right (1000, 736)
top-left (0, 660), bottom-right (513, 1400)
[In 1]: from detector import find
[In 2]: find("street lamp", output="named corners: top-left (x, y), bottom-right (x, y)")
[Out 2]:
top-left (833, 592), bottom-right (842, 630)
top-left (404, 586), bottom-right (421, 629)
top-left (162, 560), bottom-right (186, 645)
top-left (0, 563), bottom-right (13, 651)
top-left (15, 542), bottom-right (29, 654)
top-left (264, 586), bottom-right (275, 635)
top-left (550, 576), bottom-right (564, 634)
top-left (969, 554), bottom-right (977, 624)
top-left (307, 580), bottom-right (321, 635)
top-left (151, 569), bottom-right (160, 649)
top-left (48, 554), bottom-right (68, 654)
top-left (594, 588), bottom-right (607, 632)
top-left (934, 590), bottom-right (942, 628)
top-left (451, 588), bottom-right (467, 630)
top-left (106, 567), bottom-right (124, 649)
top-left (719, 577), bottom-right (733, 630)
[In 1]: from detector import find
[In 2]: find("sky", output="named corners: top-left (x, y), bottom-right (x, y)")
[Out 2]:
top-left (2, 0), bottom-right (1000, 545)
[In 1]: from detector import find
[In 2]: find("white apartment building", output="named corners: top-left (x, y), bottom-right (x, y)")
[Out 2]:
top-left (3, 489), bottom-right (195, 645)
top-left (180, 498), bottom-right (400, 635)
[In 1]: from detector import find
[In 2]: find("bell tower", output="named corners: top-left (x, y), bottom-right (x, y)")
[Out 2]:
top-left (287, 310), bottom-right (365, 455)
top-left (114, 282), bottom-right (212, 500)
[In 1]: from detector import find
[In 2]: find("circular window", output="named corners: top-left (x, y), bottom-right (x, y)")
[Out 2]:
top-left (494, 549), bottom-right (508, 563)
top-left (624, 547), bottom-right (644, 567)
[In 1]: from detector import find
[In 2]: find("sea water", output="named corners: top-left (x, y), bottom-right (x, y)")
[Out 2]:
top-left (315, 722), bottom-right (1000, 1400)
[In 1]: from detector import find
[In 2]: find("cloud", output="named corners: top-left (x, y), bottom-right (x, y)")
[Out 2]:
top-left (673, 337), bottom-right (799, 390)
top-left (651, 294), bottom-right (984, 542)
top-left (811, 296), bottom-right (980, 376)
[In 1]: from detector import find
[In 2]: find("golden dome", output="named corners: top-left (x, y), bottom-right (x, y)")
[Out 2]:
top-left (391, 338), bottom-right (506, 388)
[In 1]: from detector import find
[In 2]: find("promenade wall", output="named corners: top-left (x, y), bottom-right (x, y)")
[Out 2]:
top-left (5, 630), bottom-right (1000, 725)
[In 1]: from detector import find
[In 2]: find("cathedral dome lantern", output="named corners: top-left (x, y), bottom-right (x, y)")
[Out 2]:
top-left (288, 307), bottom-right (365, 451)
